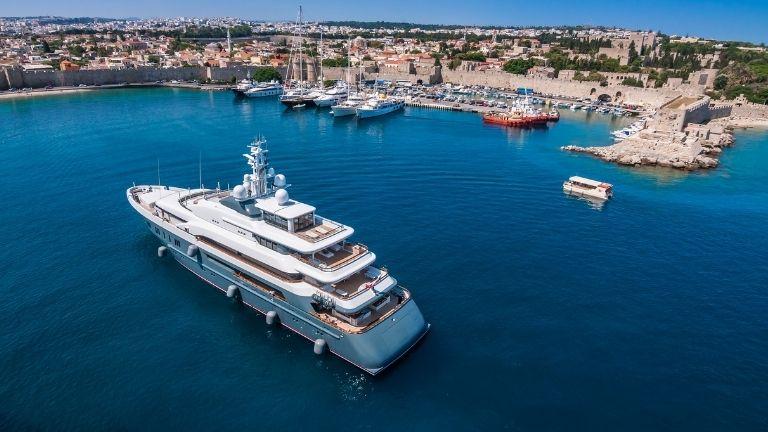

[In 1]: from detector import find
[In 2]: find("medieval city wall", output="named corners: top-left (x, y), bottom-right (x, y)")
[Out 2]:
top-left (440, 69), bottom-right (678, 107)
top-left (1, 66), bottom-right (261, 89)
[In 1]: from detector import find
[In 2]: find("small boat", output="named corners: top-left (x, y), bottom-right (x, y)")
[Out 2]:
top-left (243, 80), bottom-right (283, 98)
top-left (563, 176), bottom-right (613, 200)
top-left (356, 95), bottom-right (405, 119)
top-left (293, 103), bottom-right (306, 109)
top-left (233, 79), bottom-right (255, 94)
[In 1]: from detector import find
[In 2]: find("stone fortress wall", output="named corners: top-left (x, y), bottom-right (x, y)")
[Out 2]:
top-left (3, 63), bottom-right (755, 114)
top-left (731, 98), bottom-right (768, 119)
top-left (324, 65), bottom-right (685, 107)
top-left (1, 65), bottom-right (264, 90)
top-left (440, 69), bottom-right (679, 107)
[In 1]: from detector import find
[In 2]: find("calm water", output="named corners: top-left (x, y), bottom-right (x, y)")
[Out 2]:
top-left (1, 88), bottom-right (767, 431)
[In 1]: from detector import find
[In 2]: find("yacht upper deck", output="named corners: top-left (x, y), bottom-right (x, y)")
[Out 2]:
top-left (177, 189), bottom-right (355, 253)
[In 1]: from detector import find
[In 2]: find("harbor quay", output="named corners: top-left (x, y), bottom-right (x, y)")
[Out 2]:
top-left (4, 62), bottom-right (766, 171)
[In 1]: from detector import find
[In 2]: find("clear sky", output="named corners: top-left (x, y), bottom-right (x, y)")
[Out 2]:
top-left (5, 0), bottom-right (767, 44)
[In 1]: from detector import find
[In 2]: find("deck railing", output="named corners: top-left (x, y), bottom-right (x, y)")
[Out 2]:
top-left (293, 243), bottom-right (370, 272)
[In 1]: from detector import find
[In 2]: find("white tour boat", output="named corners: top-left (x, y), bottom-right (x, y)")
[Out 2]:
top-left (563, 176), bottom-right (614, 200)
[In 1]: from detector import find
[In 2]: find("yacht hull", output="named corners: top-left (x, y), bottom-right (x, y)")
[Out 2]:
top-left (244, 88), bottom-right (283, 98)
top-left (128, 187), bottom-right (429, 375)
top-left (314, 97), bottom-right (343, 108)
top-left (356, 102), bottom-right (404, 119)
top-left (331, 106), bottom-right (358, 117)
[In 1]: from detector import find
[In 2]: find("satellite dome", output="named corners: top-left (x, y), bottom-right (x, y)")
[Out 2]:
top-left (232, 184), bottom-right (248, 201)
top-left (274, 174), bottom-right (286, 188)
top-left (275, 188), bottom-right (289, 205)
top-left (267, 167), bottom-right (275, 177)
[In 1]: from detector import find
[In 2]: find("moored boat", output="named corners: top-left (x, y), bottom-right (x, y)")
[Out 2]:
top-left (126, 137), bottom-right (430, 375)
top-left (563, 176), bottom-right (613, 200)
top-left (356, 95), bottom-right (404, 119)
top-left (243, 80), bottom-right (284, 98)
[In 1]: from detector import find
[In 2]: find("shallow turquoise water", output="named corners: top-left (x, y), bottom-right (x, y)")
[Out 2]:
top-left (1, 88), bottom-right (767, 430)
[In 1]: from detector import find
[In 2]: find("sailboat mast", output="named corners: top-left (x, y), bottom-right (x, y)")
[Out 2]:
top-left (319, 28), bottom-right (324, 84)
top-left (299, 6), bottom-right (304, 87)
top-left (346, 37), bottom-right (351, 98)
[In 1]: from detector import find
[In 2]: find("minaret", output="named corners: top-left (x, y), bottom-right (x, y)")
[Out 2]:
top-left (226, 27), bottom-right (232, 57)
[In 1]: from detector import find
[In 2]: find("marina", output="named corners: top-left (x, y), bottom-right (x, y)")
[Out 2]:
top-left (2, 86), bottom-right (768, 430)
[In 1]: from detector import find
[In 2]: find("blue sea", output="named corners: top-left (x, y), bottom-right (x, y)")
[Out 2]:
top-left (1, 88), bottom-right (767, 431)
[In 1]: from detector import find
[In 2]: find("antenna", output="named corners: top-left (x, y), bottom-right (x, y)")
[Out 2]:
top-left (157, 158), bottom-right (161, 186)
top-left (198, 150), bottom-right (203, 189)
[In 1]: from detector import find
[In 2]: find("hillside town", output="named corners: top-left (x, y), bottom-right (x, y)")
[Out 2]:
top-left (1, 16), bottom-right (767, 104)
top-left (2, 15), bottom-right (768, 171)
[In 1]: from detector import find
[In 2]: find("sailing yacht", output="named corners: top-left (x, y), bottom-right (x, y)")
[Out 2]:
top-left (280, 6), bottom-right (319, 108)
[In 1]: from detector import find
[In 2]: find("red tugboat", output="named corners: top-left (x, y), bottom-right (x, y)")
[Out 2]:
top-left (482, 111), bottom-right (533, 127)
top-left (483, 108), bottom-right (560, 127)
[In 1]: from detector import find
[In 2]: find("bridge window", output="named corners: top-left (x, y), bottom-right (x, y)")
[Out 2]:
top-left (263, 212), bottom-right (289, 230)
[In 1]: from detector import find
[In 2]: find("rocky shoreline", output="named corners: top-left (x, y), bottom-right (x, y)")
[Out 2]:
top-left (562, 119), bottom-right (735, 170)
top-left (560, 94), bottom-right (768, 170)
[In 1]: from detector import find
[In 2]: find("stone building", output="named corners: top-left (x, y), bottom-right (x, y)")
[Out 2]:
top-left (688, 68), bottom-right (719, 89)
top-left (527, 66), bottom-right (555, 79)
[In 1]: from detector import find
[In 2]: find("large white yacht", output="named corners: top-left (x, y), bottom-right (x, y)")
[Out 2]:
top-left (356, 94), bottom-right (405, 118)
top-left (330, 92), bottom-right (367, 117)
top-left (243, 80), bottom-right (283, 98)
top-left (127, 138), bottom-right (429, 374)
top-left (233, 79), bottom-right (255, 94)
top-left (313, 82), bottom-right (349, 107)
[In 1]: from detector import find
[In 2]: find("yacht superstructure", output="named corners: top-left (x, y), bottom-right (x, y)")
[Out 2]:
top-left (313, 82), bottom-right (349, 107)
top-left (127, 138), bottom-right (429, 374)
top-left (244, 80), bottom-right (283, 98)
top-left (356, 94), bottom-right (405, 118)
top-left (331, 92), bottom-right (366, 117)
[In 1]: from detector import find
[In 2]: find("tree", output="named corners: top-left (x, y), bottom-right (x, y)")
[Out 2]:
top-left (458, 51), bottom-right (486, 62)
top-left (252, 67), bottom-right (282, 83)
top-left (147, 55), bottom-right (161, 64)
top-left (321, 57), bottom-right (349, 68)
top-left (67, 44), bottom-right (86, 57)
top-left (621, 77), bottom-right (644, 87)
top-left (503, 58), bottom-right (535, 75)
top-left (41, 40), bottom-right (52, 53)
top-left (714, 75), bottom-right (728, 90)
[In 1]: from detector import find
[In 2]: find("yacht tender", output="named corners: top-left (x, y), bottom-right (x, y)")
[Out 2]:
top-left (563, 176), bottom-right (613, 200)
top-left (127, 138), bottom-right (429, 374)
